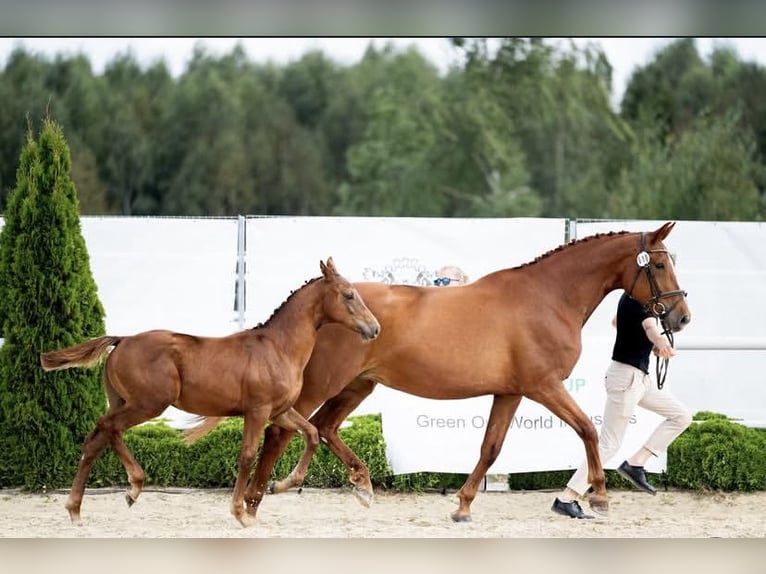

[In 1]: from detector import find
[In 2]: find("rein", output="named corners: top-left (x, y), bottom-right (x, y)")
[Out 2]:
top-left (628, 232), bottom-right (687, 390)
top-left (655, 328), bottom-right (674, 390)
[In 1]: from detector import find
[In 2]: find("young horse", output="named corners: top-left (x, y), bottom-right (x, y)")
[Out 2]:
top-left (189, 222), bottom-right (691, 523)
top-left (39, 257), bottom-right (380, 527)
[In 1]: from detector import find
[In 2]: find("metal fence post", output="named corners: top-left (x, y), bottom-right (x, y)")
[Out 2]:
top-left (236, 215), bottom-right (247, 330)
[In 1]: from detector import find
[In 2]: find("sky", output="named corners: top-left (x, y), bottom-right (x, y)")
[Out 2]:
top-left (1, 37), bottom-right (766, 108)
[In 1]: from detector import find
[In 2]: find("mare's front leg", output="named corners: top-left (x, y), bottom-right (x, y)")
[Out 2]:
top-left (452, 394), bottom-right (522, 522)
top-left (232, 409), bottom-right (268, 527)
top-left (528, 383), bottom-right (608, 513)
top-left (243, 408), bottom-right (319, 518)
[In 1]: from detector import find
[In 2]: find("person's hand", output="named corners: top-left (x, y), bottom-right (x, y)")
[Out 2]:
top-left (653, 343), bottom-right (677, 359)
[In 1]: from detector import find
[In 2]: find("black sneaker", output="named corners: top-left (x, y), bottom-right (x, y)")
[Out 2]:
top-left (617, 460), bottom-right (657, 495)
top-left (551, 497), bottom-right (594, 519)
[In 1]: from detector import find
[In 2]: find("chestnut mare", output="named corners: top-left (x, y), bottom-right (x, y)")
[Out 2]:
top-left (39, 258), bottom-right (380, 527)
top-left (190, 222), bottom-right (691, 523)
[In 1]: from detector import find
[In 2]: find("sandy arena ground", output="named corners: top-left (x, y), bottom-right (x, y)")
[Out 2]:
top-left (1, 486), bottom-right (765, 538)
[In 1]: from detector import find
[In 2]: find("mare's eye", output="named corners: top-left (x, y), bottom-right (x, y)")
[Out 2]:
top-left (343, 291), bottom-right (354, 301)
top-left (656, 262), bottom-right (665, 270)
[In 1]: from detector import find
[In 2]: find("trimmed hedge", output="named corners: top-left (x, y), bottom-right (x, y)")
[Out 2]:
top-left (37, 411), bottom-right (766, 492)
top-left (667, 411), bottom-right (766, 490)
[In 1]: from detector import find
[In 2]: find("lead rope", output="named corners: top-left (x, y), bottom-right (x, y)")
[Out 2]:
top-left (656, 319), bottom-right (674, 390)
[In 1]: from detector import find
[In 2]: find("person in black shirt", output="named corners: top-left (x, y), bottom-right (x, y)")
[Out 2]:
top-left (551, 291), bottom-right (692, 519)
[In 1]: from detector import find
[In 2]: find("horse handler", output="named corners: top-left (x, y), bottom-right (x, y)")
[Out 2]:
top-left (551, 291), bottom-right (693, 519)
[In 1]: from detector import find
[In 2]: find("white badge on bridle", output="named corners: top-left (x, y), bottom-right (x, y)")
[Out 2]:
top-left (636, 251), bottom-right (651, 267)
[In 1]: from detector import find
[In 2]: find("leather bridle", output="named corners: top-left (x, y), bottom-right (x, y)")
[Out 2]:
top-left (628, 232), bottom-right (688, 389)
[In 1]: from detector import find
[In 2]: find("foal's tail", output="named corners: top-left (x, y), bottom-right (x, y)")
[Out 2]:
top-left (40, 336), bottom-right (123, 371)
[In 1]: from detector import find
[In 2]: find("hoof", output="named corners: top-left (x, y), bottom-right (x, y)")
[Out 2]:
top-left (267, 481), bottom-right (276, 495)
top-left (245, 498), bottom-right (258, 513)
top-left (353, 487), bottom-right (373, 508)
top-left (67, 509), bottom-right (82, 525)
top-left (588, 495), bottom-right (609, 515)
top-left (236, 513), bottom-right (256, 528)
top-left (125, 493), bottom-right (136, 508)
top-left (450, 511), bottom-right (472, 523)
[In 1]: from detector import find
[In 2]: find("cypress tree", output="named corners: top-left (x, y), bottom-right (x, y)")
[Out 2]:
top-left (0, 118), bottom-right (106, 489)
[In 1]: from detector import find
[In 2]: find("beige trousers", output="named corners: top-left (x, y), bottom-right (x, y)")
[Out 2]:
top-left (567, 360), bottom-right (692, 497)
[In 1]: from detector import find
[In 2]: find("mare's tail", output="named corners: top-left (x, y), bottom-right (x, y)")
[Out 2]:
top-left (183, 416), bottom-right (225, 445)
top-left (40, 336), bottom-right (123, 371)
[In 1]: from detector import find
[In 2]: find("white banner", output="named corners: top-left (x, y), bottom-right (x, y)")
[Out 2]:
top-left (81, 216), bottom-right (240, 337)
top-left (81, 216), bottom-right (240, 428)
top-left (3, 215), bottom-right (764, 473)
top-left (374, 219), bottom-right (766, 475)
top-left (575, 220), bottom-right (766, 429)
top-left (246, 216), bottom-right (567, 422)
top-left (245, 216), bottom-right (566, 325)
top-left (244, 216), bottom-right (666, 474)
top-left (377, 340), bottom-right (665, 474)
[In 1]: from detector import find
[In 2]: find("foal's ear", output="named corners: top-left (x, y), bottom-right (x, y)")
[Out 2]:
top-left (320, 256), bottom-right (338, 278)
top-left (651, 221), bottom-right (676, 243)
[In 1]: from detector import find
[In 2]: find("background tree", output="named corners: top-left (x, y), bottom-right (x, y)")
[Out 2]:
top-left (335, 46), bottom-right (448, 215)
top-left (0, 48), bottom-right (55, 210)
top-left (0, 118), bottom-right (106, 489)
top-left (1, 39), bottom-right (764, 221)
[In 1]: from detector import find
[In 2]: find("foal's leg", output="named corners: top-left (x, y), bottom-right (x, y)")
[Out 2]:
top-left (244, 379), bottom-right (375, 514)
top-left (66, 383), bottom-right (127, 523)
top-left (65, 403), bottom-right (158, 523)
top-left (263, 409), bottom-right (320, 491)
top-left (243, 396), bottom-right (324, 516)
top-left (245, 425), bottom-right (298, 516)
top-left (452, 394), bottom-right (522, 522)
top-left (243, 408), bottom-right (318, 518)
top-left (109, 414), bottom-right (156, 507)
top-left (528, 384), bottom-right (607, 513)
top-left (231, 409), bottom-right (268, 527)
top-left (66, 421), bottom-right (113, 524)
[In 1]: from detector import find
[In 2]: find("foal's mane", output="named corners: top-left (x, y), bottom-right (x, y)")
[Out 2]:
top-left (513, 230), bottom-right (631, 271)
top-left (252, 276), bottom-right (323, 330)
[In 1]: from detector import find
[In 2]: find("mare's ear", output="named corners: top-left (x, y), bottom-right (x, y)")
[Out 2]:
top-left (651, 222), bottom-right (676, 243)
top-left (320, 256), bottom-right (337, 278)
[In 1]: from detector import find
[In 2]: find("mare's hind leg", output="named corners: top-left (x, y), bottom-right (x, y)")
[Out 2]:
top-left (528, 383), bottom-right (607, 513)
top-left (304, 379), bottom-right (377, 506)
top-left (231, 408), bottom-right (268, 528)
top-left (453, 394), bottom-right (522, 523)
top-left (244, 408), bottom-right (318, 518)
top-left (267, 378), bottom-right (377, 505)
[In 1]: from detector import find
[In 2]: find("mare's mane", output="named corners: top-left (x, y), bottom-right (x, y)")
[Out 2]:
top-left (512, 230), bottom-right (631, 271)
top-left (253, 276), bottom-right (323, 330)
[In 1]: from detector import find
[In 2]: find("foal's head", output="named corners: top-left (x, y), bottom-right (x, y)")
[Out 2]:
top-left (624, 221), bottom-right (691, 333)
top-left (319, 257), bottom-right (380, 341)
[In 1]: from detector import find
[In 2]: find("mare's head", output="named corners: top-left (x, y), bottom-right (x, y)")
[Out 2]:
top-left (623, 222), bottom-right (691, 332)
top-left (319, 257), bottom-right (380, 341)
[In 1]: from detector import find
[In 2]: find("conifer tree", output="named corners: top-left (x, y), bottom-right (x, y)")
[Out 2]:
top-left (0, 118), bottom-right (106, 489)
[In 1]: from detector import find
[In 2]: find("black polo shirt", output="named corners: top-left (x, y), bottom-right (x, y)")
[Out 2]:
top-left (611, 292), bottom-right (655, 374)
